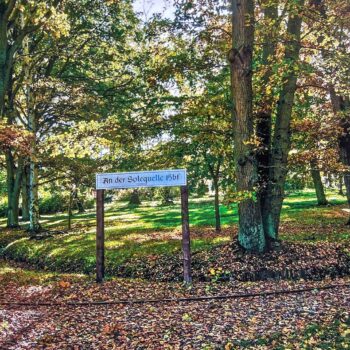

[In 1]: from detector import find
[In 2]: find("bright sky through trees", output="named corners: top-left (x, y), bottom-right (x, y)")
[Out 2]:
top-left (133, 0), bottom-right (174, 19)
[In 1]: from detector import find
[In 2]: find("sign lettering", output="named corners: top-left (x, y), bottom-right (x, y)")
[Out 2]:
top-left (96, 169), bottom-right (187, 190)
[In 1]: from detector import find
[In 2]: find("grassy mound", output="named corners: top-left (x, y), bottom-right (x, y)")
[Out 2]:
top-left (0, 191), bottom-right (349, 281)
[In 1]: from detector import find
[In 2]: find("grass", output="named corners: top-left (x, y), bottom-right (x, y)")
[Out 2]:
top-left (0, 189), bottom-right (349, 275)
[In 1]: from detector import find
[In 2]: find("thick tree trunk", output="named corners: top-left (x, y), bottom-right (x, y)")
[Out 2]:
top-left (5, 68), bottom-right (23, 228)
top-left (256, 1), bottom-right (278, 214)
top-left (0, 9), bottom-right (7, 118)
top-left (261, 0), bottom-right (304, 243)
top-left (310, 159), bottom-right (328, 205)
top-left (213, 179), bottom-right (221, 233)
top-left (21, 164), bottom-right (30, 221)
top-left (229, 0), bottom-right (265, 252)
top-left (6, 151), bottom-right (23, 228)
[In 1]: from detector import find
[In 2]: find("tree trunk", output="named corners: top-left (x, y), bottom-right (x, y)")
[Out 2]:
top-left (5, 70), bottom-right (23, 228)
top-left (23, 28), bottom-right (41, 234)
top-left (330, 89), bottom-right (350, 224)
top-left (6, 151), bottom-right (23, 228)
top-left (229, 0), bottom-right (265, 252)
top-left (73, 189), bottom-right (85, 213)
top-left (28, 160), bottom-right (41, 232)
top-left (256, 1), bottom-right (278, 214)
top-left (21, 164), bottom-right (30, 221)
top-left (310, 159), bottom-right (328, 205)
top-left (213, 178), bottom-right (221, 233)
top-left (339, 175), bottom-right (344, 196)
top-left (0, 8), bottom-right (8, 118)
top-left (160, 187), bottom-right (174, 206)
top-left (68, 190), bottom-right (73, 230)
top-left (261, 0), bottom-right (304, 244)
top-left (340, 122), bottom-right (350, 224)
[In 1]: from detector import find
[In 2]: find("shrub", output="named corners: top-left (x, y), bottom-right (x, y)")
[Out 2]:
top-left (0, 202), bottom-right (7, 217)
top-left (39, 193), bottom-right (66, 214)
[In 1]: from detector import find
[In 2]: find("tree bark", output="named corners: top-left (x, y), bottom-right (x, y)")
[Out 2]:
top-left (5, 64), bottom-right (23, 228)
top-left (21, 164), bottom-right (30, 221)
top-left (229, 0), bottom-right (265, 252)
top-left (6, 151), bottom-right (23, 228)
top-left (261, 0), bottom-right (304, 243)
top-left (23, 29), bottom-right (41, 234)
top-left (0, 9), bottom-right (7, 118)
top-left (310, 159), bottom-right (328, 205)
top-left (28, 159), bottom-right (41, 232)
top-left (256, 1), bottom-right (278, 214)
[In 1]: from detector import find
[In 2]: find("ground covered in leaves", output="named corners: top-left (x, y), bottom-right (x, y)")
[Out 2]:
top-left (0, 260), bottom-right (350, 349)
top-left (1, 193), bottom-right (350, 348)
top-left (114, 237), bottom-right (350, 282)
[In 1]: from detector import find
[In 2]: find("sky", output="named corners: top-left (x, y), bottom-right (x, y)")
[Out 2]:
top-left (133, 0), bottom-right (174, 20)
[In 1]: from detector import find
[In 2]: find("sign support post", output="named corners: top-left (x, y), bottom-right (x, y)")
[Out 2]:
top-left (96, 189), bottom-right (105, 283)
top-left (180, 185), bottom-right (191, 283)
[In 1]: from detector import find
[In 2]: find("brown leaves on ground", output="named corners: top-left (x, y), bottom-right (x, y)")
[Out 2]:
top-left (0, 268), bottom-right (349, 349)
top-left (115, 239), bottom-right (350, 282)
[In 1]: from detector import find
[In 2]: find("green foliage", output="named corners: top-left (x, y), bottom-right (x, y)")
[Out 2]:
top-left (195, 182), bottom-right (208, 197)
top-left (38, 192), bottom-right (94, 214)
top-left (0, 203), bottom-right (7, 218)
top-left (39, 193), bottom-right (67, 214)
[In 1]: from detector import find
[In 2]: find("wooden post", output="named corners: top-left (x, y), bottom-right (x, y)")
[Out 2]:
top-left (96, 189), bottom-right (105, 283)
top-left (180, 185), bottom-right (192, 283)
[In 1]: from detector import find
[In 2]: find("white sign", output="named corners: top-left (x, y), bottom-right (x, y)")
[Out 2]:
top-left (96, 169), bottom-right (187, 190)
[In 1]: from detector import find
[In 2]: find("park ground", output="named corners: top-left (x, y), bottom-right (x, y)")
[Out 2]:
top-left (0, 190), bottom-right (350, 349)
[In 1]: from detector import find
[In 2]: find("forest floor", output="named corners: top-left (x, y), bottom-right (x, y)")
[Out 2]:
top-left (0, 190), bottom-right (350, 348)
top-left (0, 259), bottom-right (350, 349)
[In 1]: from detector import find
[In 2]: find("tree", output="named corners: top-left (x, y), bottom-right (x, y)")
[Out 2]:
top-left (229, 0), bottom-right (308, 251)
top-left (309, 0), bottom-right (350, 221)
top-left (0, 0), bottom-right (68, 227)
top-left (261, 0), bottom-right (305, 244)
top-left (229, 0), bottom-right (265, 251)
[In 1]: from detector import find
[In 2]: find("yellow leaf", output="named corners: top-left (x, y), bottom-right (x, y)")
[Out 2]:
top-left (225, 342), bottom-right (233, 350)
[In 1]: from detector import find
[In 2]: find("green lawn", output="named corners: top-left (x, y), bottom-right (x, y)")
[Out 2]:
top-left (0, 189), bottom-right (349, 275)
